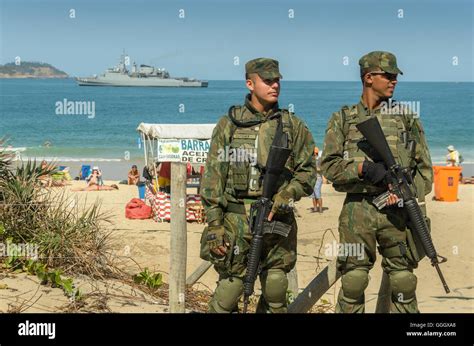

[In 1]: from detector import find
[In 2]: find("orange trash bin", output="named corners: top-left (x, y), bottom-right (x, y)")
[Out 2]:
top-left (433, 166), bottom-right (462, 202)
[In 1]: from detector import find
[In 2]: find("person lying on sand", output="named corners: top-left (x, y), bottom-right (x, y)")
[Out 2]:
top-left (71, 183), bottom-right (119, 192)
top-left (38, 160), bottom-right (70, 187)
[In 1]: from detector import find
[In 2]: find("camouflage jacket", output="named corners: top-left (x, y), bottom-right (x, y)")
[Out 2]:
top-left (201, 94), bottom-right (317, 225)
top-left (321, 98), bottom-right (433, 198)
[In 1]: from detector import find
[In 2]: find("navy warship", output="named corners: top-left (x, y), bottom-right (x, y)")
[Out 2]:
top-left (76, 53), bottom-right (208, 87)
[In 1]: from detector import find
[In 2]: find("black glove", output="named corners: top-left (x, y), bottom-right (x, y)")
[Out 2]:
top-left (362, 161), bottom-right (388, 185)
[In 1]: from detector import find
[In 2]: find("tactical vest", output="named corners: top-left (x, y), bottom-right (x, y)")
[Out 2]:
top-left (224, 105), bottom-right (295, 199)
top-left (335, 104), bottom-right (418, 195)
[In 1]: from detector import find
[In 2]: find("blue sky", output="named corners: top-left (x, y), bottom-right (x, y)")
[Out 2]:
top-left (1, 0), bottom-right (472, 81)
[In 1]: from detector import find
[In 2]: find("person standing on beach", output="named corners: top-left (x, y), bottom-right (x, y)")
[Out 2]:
top-left (446, 145), bottom-right (463, 181)
top-left (200, 58), bottom-right (316, 313)
top-left (446, 145), bottom-right (462, 167)
top-left (311, 147), bottom-right (324, 213)
top-left (321, 51), bottom-right (433, 313)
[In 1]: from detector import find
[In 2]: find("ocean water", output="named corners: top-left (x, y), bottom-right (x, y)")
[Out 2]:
top-left (1, 79), bottom-right (473, 164)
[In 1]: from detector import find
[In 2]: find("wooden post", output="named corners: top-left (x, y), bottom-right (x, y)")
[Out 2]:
top-left (186, 261), bottom-right (212, 286)
top-left (169, 162), bottom-right (187, 313)
top-left (288, 259), bottom-right (341, 313)
top-left (375, 271), bottom-right (391, 313)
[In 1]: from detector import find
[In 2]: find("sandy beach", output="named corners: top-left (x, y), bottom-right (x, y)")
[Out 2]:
top-left (1, 177), bottom-right (472, 313)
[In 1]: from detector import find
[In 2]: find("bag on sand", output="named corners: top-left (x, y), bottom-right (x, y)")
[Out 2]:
top-left (125, 198), bottom-right (152, 219)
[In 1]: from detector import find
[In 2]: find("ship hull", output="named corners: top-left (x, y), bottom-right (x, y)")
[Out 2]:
top-left (76, 77), bottom-right (207, 87)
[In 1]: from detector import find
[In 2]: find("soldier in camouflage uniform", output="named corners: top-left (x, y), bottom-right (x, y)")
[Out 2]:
top-left (321, 51), bottom-right (433, 313)
top-left (200, 58), bottom-right (316, 313)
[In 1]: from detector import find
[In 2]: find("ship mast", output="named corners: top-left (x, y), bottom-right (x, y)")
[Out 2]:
top-left (119, 49), bottom-right (129, 73)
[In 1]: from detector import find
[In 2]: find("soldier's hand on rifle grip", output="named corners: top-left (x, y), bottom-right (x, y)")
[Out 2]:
top-left (206, 225), bottom-right (229, 256)
top-left (386, 184), bottom-right (400, 206)
top-left (268, 189), bottom-right (294, 221)
top-left (386, 193), bottom-right (400, 206)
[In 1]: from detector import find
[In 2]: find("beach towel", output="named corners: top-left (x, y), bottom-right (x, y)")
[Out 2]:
top-left (125, 198), bottom-right (152, 219)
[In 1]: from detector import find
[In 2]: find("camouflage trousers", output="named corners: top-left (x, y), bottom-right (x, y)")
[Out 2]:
top-left (200, 209), bottom-right (297, 313)
top-left (336, 194), bottom-right (419, 313)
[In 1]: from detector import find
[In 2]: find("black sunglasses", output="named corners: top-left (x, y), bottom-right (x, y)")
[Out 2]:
top-left (369, 71), bottom-right (398, 81)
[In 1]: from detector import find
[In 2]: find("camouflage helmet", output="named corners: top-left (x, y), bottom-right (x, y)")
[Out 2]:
top-left (245, 58), bottom-right (283, 80)
top-left (359, 51), bottom-right (403, 76)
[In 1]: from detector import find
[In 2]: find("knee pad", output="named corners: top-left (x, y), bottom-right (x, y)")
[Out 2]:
top-left (390, 271), bottom-right (417, 303)
top-left (341, 269), bottom-right (369, 302)
top-left (208, 277), bottom-right (243, 313)
top-left (261, 269), bottom-right (288, 309)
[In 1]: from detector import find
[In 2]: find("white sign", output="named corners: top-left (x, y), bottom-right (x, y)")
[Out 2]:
top-left (157, 139), bottom-right (210, 163)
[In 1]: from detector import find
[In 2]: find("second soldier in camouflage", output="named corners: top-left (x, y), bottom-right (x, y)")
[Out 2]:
top-left (321, 51), bottom-right (433, 313)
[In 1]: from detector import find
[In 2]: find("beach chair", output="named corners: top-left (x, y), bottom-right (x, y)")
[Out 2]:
top-left (80, 165), bottom-right (91, 180)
